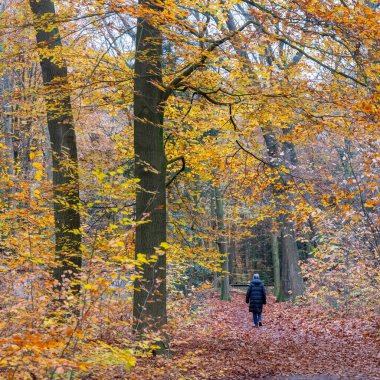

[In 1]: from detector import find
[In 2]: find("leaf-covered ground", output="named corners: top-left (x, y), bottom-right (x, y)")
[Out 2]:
top-left (130, 290), bottom-right (380, 379)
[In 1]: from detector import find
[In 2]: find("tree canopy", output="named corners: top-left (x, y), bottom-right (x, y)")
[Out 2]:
top-left (0, 0), bottom-right (378, 378)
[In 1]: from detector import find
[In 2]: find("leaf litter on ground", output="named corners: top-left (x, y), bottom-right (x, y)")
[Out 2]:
top-left (129, 290), bottom-right (379, 379)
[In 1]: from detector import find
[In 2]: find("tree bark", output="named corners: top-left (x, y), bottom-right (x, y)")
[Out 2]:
top-left (214, 187), bottom-right (230, 301)
top-left (278, 128), bottom-right (304, 300)
top-left (1, 72), bottom-right (14, 176)
top-left (262, 127), bottom-right (304, 301)
top-left (0, 2), bottom-right (13, 177)
top-left (277, 219), bottom-right (304, 301)
top-left (228, 224), bottom-right (236, 284)
top-left (133, 0), bottom-right (167, 334)
top-left (29, 0), bottom-right (82, 291)
top-left (271, 226), bottom-right (280, 298)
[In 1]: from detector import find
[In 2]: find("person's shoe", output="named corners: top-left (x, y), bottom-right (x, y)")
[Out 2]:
top-left (259, 321), bottom-right (263, 326)
top-left (254, 323), bottom-right (259, 328)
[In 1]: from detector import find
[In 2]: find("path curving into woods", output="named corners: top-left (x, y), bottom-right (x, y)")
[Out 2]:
top-left (130, 290), bottom-right (379, 379)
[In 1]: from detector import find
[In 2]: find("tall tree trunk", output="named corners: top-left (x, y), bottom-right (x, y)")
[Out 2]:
top-left (278, 219), bottom-right (304, 301)
top-left (279, 128), bottom-right (304, 300)
top-left (210, 189), bottom-right (219, 286)
top-left (271, 226), bottom-right (280, 298)
top-left (29, 0), bottom-right (82, 291)
top-left (0, 2), bottom-right (13, 177)
top-left (262, 127), bottom-right (304, 300)
top-left (1, 73), bottom-right (14, 176)
top-left (133, 0), bottom-right (167, 334)
top-left (228, 224), bottom-right (236, 284)
top-left (214, 187), bottom-right (230, 301)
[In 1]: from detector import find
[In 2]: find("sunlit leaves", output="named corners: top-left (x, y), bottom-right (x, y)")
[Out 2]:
top-left (0, 0), bottom-right (379, 377)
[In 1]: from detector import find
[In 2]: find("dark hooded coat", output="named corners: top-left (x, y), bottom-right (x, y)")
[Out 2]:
top-left (245, 279), bottom-right (266, 313)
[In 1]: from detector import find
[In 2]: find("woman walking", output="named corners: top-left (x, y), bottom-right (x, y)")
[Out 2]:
top-left (246, 273), bottom-right (267, 328)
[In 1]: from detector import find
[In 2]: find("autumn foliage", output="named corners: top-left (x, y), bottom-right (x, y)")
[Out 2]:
top-left (0, 0), bottom-right (379, 378)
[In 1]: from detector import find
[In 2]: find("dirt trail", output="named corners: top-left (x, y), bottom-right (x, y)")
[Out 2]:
top-left (131, 291), bottom-right (380, 379)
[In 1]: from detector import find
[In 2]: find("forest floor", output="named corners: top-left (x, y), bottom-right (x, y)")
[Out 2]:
top-left (129, 289), bottom-right (380, 380)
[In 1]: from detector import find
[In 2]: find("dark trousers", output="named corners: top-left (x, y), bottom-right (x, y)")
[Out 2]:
top-left (252, 311), bottom-right (262, 326)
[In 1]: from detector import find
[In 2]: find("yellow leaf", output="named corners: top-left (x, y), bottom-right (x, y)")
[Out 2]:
top-left (160, 242), bottom-right (170, 250)
top-left (35, 170), bottom-right (43, 181)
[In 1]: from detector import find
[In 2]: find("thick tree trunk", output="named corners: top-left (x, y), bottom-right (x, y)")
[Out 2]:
top-left (214, 187), bottom-right (230, 301)
top-left (278, 220), bottom-right (304, 301)
top-left (133, 0), bottom-right (167, 334)
top-left (29, 0), bottom-right (81, 290)
top-left (279, 129), bottom-right (304, 300)
top-left (262, 127), bottom-right (304, 301)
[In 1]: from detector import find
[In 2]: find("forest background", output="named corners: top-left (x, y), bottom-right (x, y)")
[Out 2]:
top-left (0, 0), bottom-right (379, 378)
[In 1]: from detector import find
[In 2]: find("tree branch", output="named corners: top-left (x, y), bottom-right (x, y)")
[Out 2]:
top-left (166, 156), bottom-right (186, 187)
top-left (162, 20), bottom-right (254, 101)
top-left (235, 140), bottom-right (270, 166)
top-left (242, 2), bottom-right (370, 88)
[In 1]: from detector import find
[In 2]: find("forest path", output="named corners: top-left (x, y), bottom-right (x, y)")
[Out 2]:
top-left (131, 290), bottom-right (379, 379)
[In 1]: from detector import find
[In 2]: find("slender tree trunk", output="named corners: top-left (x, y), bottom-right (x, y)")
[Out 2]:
top-left (271, 226), bottom-right (280, 299)
top-left (133, 0), bottom-right (167, 334)
top-left (210, 189), bottom-right (219, 287)
top-left (29, 0), bottom-right (82, 291)
top-left (214, 187), bottom-right (230, 301)
top-left (0, 2), bottom-right (13, 177)
top-left (2, 73), bottom-right (13, 176)
top-left (228, 224), bottom-right (236, 284)
top-left (43, 124), bottom-right (53, 182)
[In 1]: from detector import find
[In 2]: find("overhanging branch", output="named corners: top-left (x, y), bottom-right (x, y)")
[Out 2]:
top-left (166, 156), bottom-right (185, 187)
top-left (162, 20), bottom-right (254, 101)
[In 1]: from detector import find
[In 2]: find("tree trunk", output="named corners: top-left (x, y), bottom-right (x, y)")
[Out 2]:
top-left (278, 128), bottom-right (304, 300)
top-left (228, 224), bottom-right (236, 284)
top-left (214, 187), bottom-right (230, 301)
top-left (210, 189), bottom-right (219, 287)
top-left (0, 2), bottom-right (13, 177)
top-left (29, 0), bottom-right (82, 291)
top-left (262, 127), bottom-right (304, 301)
top-left (1, 72), bottom-right (14, 176)
top-left (278, 220), bottom-right (304, 301)
top-left (133, 0), bottom-right (167, 334)
top-left (271, 227), bottom-right (280, 299)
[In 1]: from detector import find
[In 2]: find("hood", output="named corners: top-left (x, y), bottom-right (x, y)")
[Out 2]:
top-left (251, 279), bottom-right (262, 286)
